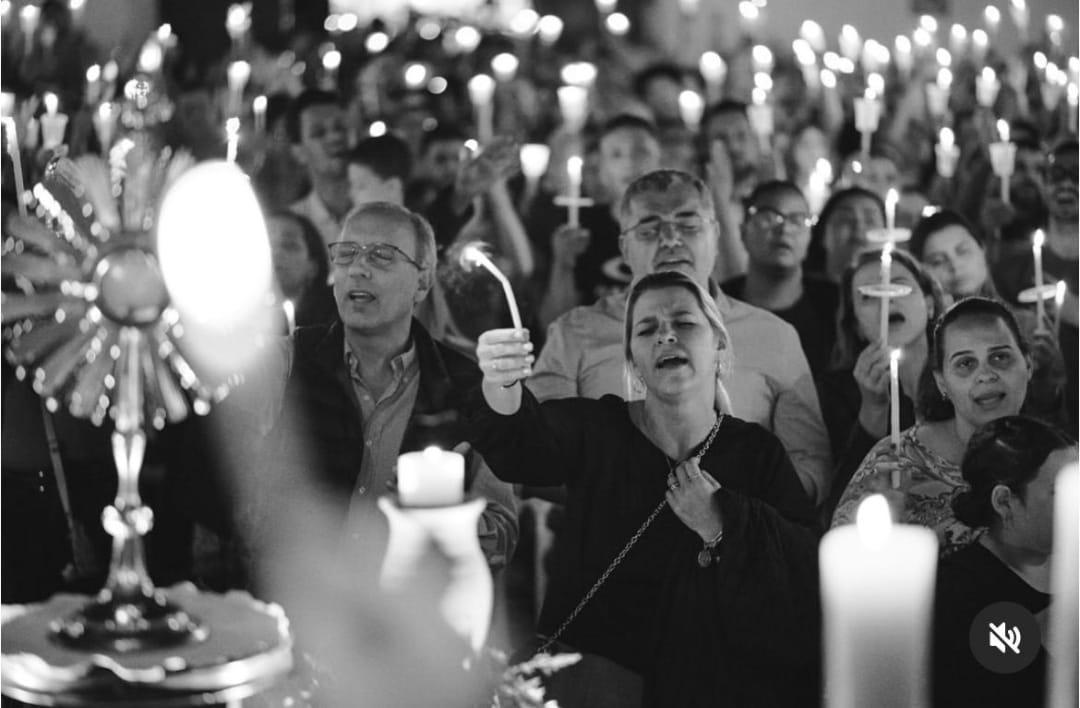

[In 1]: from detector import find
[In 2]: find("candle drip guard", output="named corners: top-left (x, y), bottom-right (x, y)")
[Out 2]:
top-left (1, 76), bottom-right (291, 705)
top-left (857, 283), bottom-right (914, 299)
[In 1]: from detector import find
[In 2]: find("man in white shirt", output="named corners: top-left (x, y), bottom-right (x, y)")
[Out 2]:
top-left (287, 90), bottom-right (353, 248)
top-left (531, 169), bottom-right (833, 505)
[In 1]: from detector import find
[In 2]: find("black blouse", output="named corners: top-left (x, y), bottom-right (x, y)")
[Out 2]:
top-left (468, 388), bottom-right (822, 707)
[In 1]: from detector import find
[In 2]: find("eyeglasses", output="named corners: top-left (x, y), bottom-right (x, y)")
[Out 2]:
top-left (1046, 163), bottom-right (1079, 184)
top-left (328, 241), bottom-right (422, 270)
top-left (620, 213), bottom-right (708, 242)
top-left (746, 206), bottom-right (813, 231)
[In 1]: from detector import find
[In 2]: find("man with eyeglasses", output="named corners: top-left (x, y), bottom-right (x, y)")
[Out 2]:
top-left (720, 181), bottom-right (838, 377)
top-left (531, 169), bottom-right (832, 506)
top-left (235, 201), bottom-right (518, 578)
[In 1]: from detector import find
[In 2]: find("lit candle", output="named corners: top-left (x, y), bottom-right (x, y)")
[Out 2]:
top-left (604, 12), bottom-right (630, 36)
top-left (467, 74), bottom-right (495, 143)
top-left (806, 157), bottom-right (832, 215)
top-left (935, 127), bottom-right (959, 177)
top-left (894, 35), bottom-right (913, 77)
top-left (1054, 280), bottom-right (1067, 334)
top-left (820, 496), bottom-right (937, 708)
top-left (252, 94), bottom-right (267, 134)
top-left (1047, 464), bottom-right (1079, 708)
top-left (989, 119), bottom-right (1016, 204)
top-left (748, 87), bottom-right (773, 151)
top-left (678, 90), bottom-right (704, 132)
top-left (92, 102), bottom-right (117, 153)
top-left (227, 60), bottom-right (251, 118)
top-left (971, 29), bottom-right (989, 62)
top-left (519, 143), bottom-right (550, 209)
top-left (557, 85), bottom-right (588, 133)
top-left (800, 19), bottom-right (827, 53)
top-left (491, 53), bottom-right (519, 83)
top-left (85, 64), bottom-right (101, 106)
top-left (1, 112), bottom-right (27, 217)
top-left (138, 39), bottom-right (164, 73)
top-left (752, 44), bottom-right (774, 74)
top-left (1008, 0), bottom-right (1029, 41)
top-left (537, 15), bottom-right (563, 46)
top-left (1046, 14), bottom-right (1064, 48)
top-left (948, 23), bottom-right (967, 56)
top-left (839, 24), bottom-right (862, 63)
top-left (565, 155), bottom-right (583, 227)
top-left (282, 299), bottom-right (295, 335)
top-left (853, 89), bottom-right (881, 157)
top-left (396, 447), bottom-right (465, 507)
top-left (1032, 229), bottom-right (1046, 329)
top-left (699, 52), bottom-right (727, 103)
top-left (460, 242), bottom-right (523, 330)
top-left (984, 5), bottom-right (1001, 38)
top-left (885, 187), bottom-right (899, 233)
top-left (19, 4), bottom-right (38, 44)
top-left (453, 25), bottom-right (481, 54)
top-left (225, 117), bottom-right (240, 163)
top-left (889, 348), bottom-right (902, 459)
top-left (225, 2), bottom-right (250, 51)
top-left (403, 63), bottom-right (428, 91)
top-left (925, 81), bottom-right (948, 119)
top-left (1068, 83), bottom-right (1079, 133)
top-left (40, 92), bottom-right (68, 150)
top-left (737, 1), bottom-right (760, 36)
top-left (880, 242), bottom-right (893, 345)
top-left (102, 60), bottom-right (118, 102)
top-left (321, 49), bottom-right (341, 91)
top-left (560, 62), bottom-right (597, 89)
top-left (976, 67), bottom-right (1000, 108)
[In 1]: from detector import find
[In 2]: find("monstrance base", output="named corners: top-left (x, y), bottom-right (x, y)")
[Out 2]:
top-left (51, 589), bottom-right (207, 654)
top-left (1, 585), bottom-right (293, 706)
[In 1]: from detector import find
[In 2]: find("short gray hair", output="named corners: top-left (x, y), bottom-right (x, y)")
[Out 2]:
top-left (341, 201), bottom-right (437, 271)
top-left (618, 169), bottom-right (715, 226)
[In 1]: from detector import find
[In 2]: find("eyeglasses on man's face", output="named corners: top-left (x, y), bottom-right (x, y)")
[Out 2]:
top-left (328, 241), bottom-right (422, 270)
top-left (746, 205), bottom-right (814, 232)
top-left (620, 213), bottom-right (708, 242)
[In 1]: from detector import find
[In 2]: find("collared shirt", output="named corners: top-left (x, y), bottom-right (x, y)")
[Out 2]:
top-left (530, 288), bottom-right (833, 505)
top-left (344, 340), bottom-right (420, 503)
top-left (290, 190), bottom-right (345, 249)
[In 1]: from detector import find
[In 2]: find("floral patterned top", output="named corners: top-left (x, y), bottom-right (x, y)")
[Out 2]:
top-left (830, 423), bottom-right (983, 557)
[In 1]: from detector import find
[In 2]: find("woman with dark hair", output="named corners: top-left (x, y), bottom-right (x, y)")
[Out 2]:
top-left (817, 248), bottom-right (947, 519)
top-left (933, 416), bottom-right (1075, 708)
top-left (265, 209), bottom-right (336, 329)
top-left (832, 298), bottom-right (1034, 557)
top-left (806, 186), bottom-right (885, 283)
top-left (909, 209), bottom-right (997, 301)
top-left (471, 270), bottom-right (820, 707)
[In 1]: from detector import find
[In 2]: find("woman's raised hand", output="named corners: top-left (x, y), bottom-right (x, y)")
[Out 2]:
top-left (853, 341), bottom-right (891, 438)
top-left (666, 459), bottom-right (724, 542)
top-left (476, 328), bottom-right (534, 414)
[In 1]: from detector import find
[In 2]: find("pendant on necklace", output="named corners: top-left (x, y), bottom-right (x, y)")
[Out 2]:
top-left (697, 548), bottom-right (714, 568)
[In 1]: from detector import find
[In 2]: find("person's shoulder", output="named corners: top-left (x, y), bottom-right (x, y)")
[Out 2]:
top-left (802, 274), bottom-right (839, 302)
top-left (721, 292), bottom-right (803, 349)
top-left (717, 414), bottom-right (783, 450)
top-left (551, 293), bottom-right (626, 332)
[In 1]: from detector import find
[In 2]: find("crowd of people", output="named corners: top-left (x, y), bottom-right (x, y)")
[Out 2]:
top-left (1, 1), bottom-right (1078, 706)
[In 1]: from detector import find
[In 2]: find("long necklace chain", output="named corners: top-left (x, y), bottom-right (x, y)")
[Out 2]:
top-left (536, 411), bottom-right (725, 655)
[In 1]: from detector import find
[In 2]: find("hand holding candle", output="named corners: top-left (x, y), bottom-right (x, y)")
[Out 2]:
top-left (460, 242), bottom-right (523, 330)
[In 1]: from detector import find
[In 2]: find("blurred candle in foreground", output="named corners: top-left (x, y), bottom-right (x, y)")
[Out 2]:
top-left (821, 495), bottom-right (937, 708)
top-left (806, 157), bottom-right (832, 215)
top-left (321, 49), bottom-right (341, 90)
top-left (894, 35), bottom-right (913, 77)
top-left (252, 94), bottom-right (266, 134)
top-left (976, 67), bottom-right (1000, 108)
top-left (971, 29), bottom-right (989, 62)
top-left (491, 53), bottom-right (518, 83)
top-left (537, 15), bottom-right (563, 46)
top-left (1032, 229), bottom-right (1046, 328)
top-left (397, 447), bottom-right (464, 507)
top-left (1047, 464), bottom-right (1079, 708)
top-left (519, 143), bottom-right (550, 195)
top-left (853, 89), bottom-right (881, 157)
top-left (40, 92), bottom-right (68, 149)
top-left (839, 24), bottom-right (862, 62)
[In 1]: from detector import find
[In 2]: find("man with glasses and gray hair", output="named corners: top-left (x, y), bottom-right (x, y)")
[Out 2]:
top-left (531, 170), bottom-right (833, 506)
top-left (235, 201), bottom-right (518, 579)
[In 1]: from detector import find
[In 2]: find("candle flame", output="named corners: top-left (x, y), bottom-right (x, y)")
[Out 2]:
top-left (856, 494), bottom-right (893, 548)
top-left (1055, 281), bottom-right (1067, 306)
top-left (460, 241), bottom-right (492, 271)
top-left (1033, 229), bottom-right (1045, 249)
top-left (890, 348), bottom-right (902, 364)
top-left (321, 49), bottom-right (341, 72)
top-left (984, 5), bottom-right (1001, 24)
top-left (253, 94), bottom-right (267, 113)
top-left (996, 119), bottom-right (1010, 143)
top-left (467, 74), bottom-right (496, 106)
top-left (520, 144), bottom-right (551, 180)
top-left (43, 92), bottom-right (59, 116)
top-left (700, 51), bottom-right (727, 82)
top-left (939, 127), bottom-right (955, 150)
top-left (86, 64), bottom-right (100, 82)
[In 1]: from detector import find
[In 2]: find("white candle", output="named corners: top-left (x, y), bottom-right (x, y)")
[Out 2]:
top-left (282, 299), bottom-right (295, 335)
top-left (984, 5), bottom-right (1001, 38)
top-left (976, 67), bottom-right (1000, 108)
top-left (491, 53), bottom-right (519, 83)
top-left (85, 64), bottom-right (101, 106)
top-left (537, 15), bottom-right (563, 46)
top-left (227, 60), bottom-right (251, 118)
top-left (971, 29), bottom-right (989, 62)
top-left (1033, 229), bottom-right (1046, 328)
top-left (885, 188), bottom-right (899, 233)
top-left (748, 88), bottom-right (773, 150)
top-left (678, 90), bottom-right (704, 132)
top-left (894, 36), bottom-right (913, 77)
top-left (321, 49), bottom-right (341, 91)
top-left (925, 82), bottom-right (948, 118)
top-left (557, 85), bottom-right (588, 133)
top-left (92, 102), bottom-right (117, 152)
top-left (1047, 464), bottom-right (1079, 708)
top-left (880, 242), bottom-right (893, 345)
top-left (806, 158), bottom-right (832, 215)
top-left (225, 2), bottom-right (250, 49)
top-left (821, 496), bottom-right (937, 708)
top-left (566, 155), bottom-right (583, 227)
top-left (467, 74), bottom-right (495, 143)
top-left (397, 447), bottom-right (465, 507)
top-left (1054, 280), bottom-right (1067, 334)
top-left (519, 143), bottom-right (550, 185)
top-left (138, 40), bottom-right (164, 74)
top-left (699, 52), bottom-right (727, 103)
top-left (225, 117), bottom-right (240, 163)
top-left (889, 348), bottom-right (901, 458)
top-left (252, 94), bottom-right (267, 134)
top-left (1008, 0), bottom-right (1029, 40)
top-left (853, 89), bottom-right (880, 156)
top-left (800, 19), bottom-right (827, 53)
top-left (839, 24), bottom-right (862, 63)
top-left (460, 243), bottom-right (523, 330)
top-left (40, 93), bottom-right (67, 150)
top-left (102, 60), bottom-right (118, 101)
top-left (989, 120), bottom-right (1015, 204)
top-left (1, 116), bottom-right (27, 217)
top-left (936, 127), bottom-right (960, 177)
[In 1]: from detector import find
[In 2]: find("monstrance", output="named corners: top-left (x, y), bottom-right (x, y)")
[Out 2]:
top-left (0, 76), bottom-right (292, 704)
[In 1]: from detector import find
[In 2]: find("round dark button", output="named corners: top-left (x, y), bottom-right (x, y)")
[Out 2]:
top-left (969, 601), bottom-right (1042, 674)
